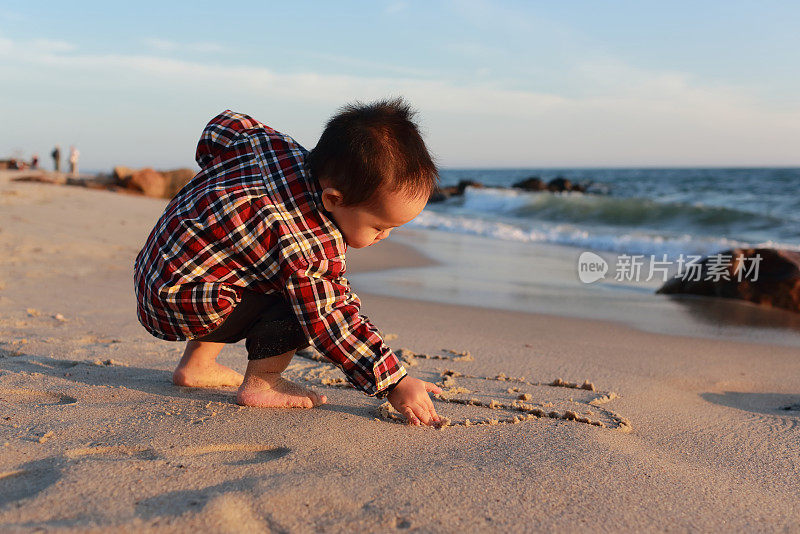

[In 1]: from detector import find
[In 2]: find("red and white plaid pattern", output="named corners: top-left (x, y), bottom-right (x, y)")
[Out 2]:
top-left (134, 110), bottom-right (406, 396)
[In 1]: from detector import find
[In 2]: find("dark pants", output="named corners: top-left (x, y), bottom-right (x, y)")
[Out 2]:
top-left (195, 289), bottom-right (310, 360)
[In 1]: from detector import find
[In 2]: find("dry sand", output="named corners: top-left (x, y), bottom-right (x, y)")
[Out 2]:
top-left (1, 170), bottom-right (799, 532)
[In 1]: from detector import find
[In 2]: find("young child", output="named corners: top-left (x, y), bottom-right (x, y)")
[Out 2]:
top-left (134, 98), bottom-right (442, 426)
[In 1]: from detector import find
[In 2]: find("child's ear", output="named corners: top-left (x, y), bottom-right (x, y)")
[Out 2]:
top-left (320, 187), bottom-right (344, 211)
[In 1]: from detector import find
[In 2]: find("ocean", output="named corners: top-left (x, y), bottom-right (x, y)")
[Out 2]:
top-left (412, 167), bottom-right (800, 258)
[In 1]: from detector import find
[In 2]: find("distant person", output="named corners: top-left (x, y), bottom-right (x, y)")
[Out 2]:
top-left (31, 154), bottom-right (39, 169)
top-left (134, 99), bottom-right (444, 426)
top-left (51, 145), bottom-right (61, 172)
top-left (69, 146), bottom-right (79, 177)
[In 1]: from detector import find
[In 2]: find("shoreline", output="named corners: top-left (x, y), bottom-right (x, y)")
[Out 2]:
top-left (10, 169), bottom-right (800, 349)
top-left (3, 168), bottom-right (798, 351)
top-left (2, 171), bottom-right (800, 531)
top-left (350, 227), bottom-right (800, 349)
top-left (4, 167), bottom-right (800, 349)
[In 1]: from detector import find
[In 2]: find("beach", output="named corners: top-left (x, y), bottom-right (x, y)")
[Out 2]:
top-left (1, 170), bottom-right (799, 532)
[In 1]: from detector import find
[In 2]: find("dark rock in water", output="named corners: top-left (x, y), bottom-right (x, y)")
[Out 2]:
top-left (512, 177), bottom-right (546, 191)
top-left (657, 248), bottom-right (800, 314)
top-left (428, 179), bottom-right (484, 202)
top-left (428, 185), bottom-right (457, 203)
top-left (570, 183), bottom-right (587, 193)
top-left (428, 175), bottom-right (592, 202)
top-left (513, 176), bottom-right (588, 193)
top-left (547, 177), bottom-right (572, 192)
top-left (456, 179), bottom-right (483, 194)
top-left (428, 190), bottom-right (449, 203)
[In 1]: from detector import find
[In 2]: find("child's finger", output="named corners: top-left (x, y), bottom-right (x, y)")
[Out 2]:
top-left (425, 397), bottom-right (440, 423)
top-left (423, 381), bottom-right (443, 395)
top-left (414, 403), bottom-right (435, 426)
top-left (401, 406), bottom-right (420, 425)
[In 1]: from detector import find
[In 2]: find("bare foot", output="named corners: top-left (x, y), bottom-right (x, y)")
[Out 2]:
top-left (173, 361), bottom-right (244, 388)
top-left (236, 374), bottom-right (327, 408)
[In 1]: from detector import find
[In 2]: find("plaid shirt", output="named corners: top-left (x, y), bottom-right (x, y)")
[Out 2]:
top-left (134, 110), bottom-right (406, 396)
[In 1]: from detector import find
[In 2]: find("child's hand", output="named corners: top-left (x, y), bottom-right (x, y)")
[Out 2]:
top-left (386, 376), bottom-right (443, 426)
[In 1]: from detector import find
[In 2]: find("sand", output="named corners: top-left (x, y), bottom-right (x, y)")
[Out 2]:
top-left (1, 170), bottom-right (800, 532)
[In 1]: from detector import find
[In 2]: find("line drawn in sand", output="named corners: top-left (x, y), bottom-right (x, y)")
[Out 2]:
top-left (292, 347), bottom-right (632, 432)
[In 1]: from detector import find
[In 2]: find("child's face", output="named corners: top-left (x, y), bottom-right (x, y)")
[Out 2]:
top-left (319, 184), bottom-right (428, 249)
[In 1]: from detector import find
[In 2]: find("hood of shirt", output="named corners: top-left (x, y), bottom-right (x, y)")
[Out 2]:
top-left (195, 109), bottom-right (262, 169)
top-left (193, 110), bottom-right (337, 248)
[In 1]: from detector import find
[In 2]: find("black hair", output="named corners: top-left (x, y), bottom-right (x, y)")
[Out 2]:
top-left (308, 97), bottom-right (438, 206)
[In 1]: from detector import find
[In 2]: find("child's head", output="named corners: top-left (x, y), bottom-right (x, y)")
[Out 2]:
top-left (308, 97), bottom-right (438, 248)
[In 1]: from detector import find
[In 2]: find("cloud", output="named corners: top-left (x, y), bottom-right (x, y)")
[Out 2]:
top-left (30, 39), bottom-right (77, 53)
top-left (142, 37), bottom-right (227, 53)
top-left (300, 51), bottom-right (438, 78)
top-left (0, 33), bottom-right (798, 166)
top-left (0, 37), bottom-right (563, 114)
top-left (384, 2), bottom-right (408, 14)
top-left (0, 9), bottom-right (25, 22)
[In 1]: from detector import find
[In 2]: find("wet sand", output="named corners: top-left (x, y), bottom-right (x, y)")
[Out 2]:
top-left (1, 170), bottom-right (799, 532)
top-left (351, 228), bottom-right (800, 348)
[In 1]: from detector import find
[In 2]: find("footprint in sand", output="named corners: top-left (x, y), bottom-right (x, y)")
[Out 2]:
top-left (166, 444), bottom-right (291, 466)
top-left (63, 444), bottom-right (290, 467)
top-left (292, 347), bottom-right (632, 432)
top-left (73, 335), bottom-right (122, 346)
top-left (701, 391), bottom-right (800, 434)
top-left (0, 458), bottom-right (61, 507)
top-left (29, 358), bottom-right (81, 369)
top-left (134, 478), bottom-right (263, 523)
top-left (1, 354), bottom-right (87, 371)
top-left (65, 445), bottom-right (161, 461)
top-left (0, 388), bottom-right (78, 406)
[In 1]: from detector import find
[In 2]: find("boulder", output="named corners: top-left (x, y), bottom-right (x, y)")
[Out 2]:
top-left (456, 179), bottom-right (483, 195)
top-left (428, 189), bottom-right (450, 203)
top-left (161, 168), bottom-right (196, 198)
top-left (126, 168), bottom-right (169, 198)
top-left (113, 166), bottom-right (136, 183)
top-left (428, 179), bottom-right (485, 203)
top-left (114, 166), bottom-right (196, 199)
top-left (570, 183), bottom-right (587, 193)
top-left (512, 177), bottom-right (546, 191)
top-left (513, 176), bottom-right (587, 193)
top-left (656, 248), bottom-right (800, 314)
top-left (547, 177), bottom-right (572, 192)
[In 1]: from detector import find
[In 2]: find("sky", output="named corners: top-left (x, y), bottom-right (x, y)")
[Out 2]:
top-left (1, 0), bottom-right (799, 171)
